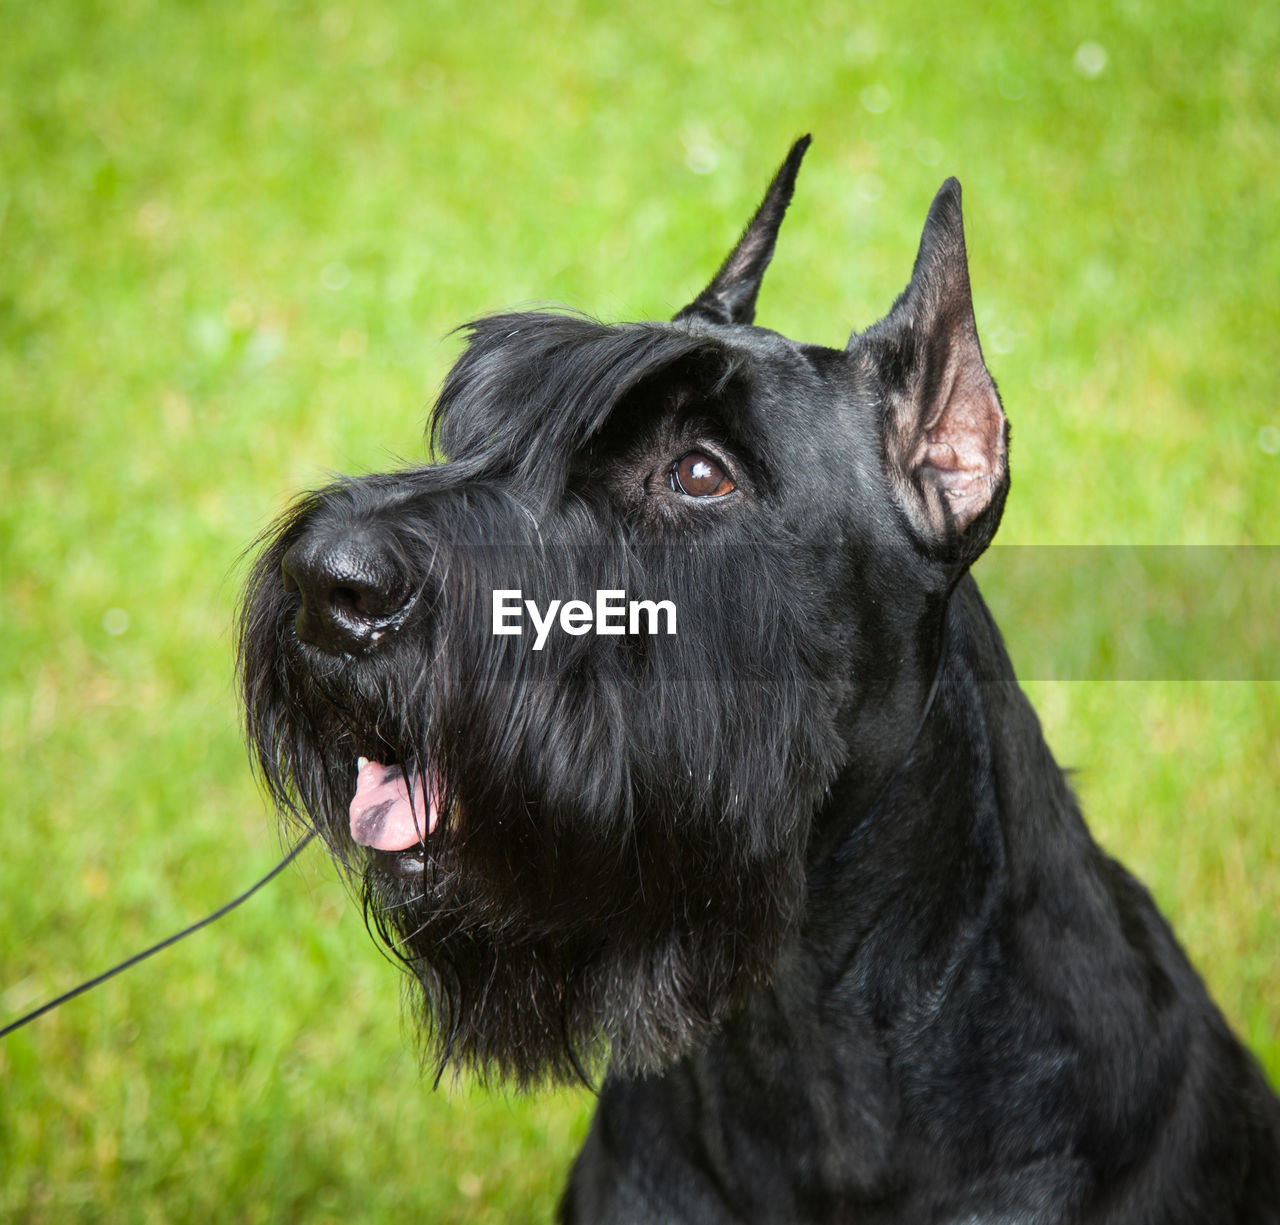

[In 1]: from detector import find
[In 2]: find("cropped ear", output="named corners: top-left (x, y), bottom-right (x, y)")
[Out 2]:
top-left (675, 135), bottom-right (811, 327)
top-left (859, 179), bottom-right (1008, 567)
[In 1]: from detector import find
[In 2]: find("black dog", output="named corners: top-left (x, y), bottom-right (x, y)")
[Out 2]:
top-left (239, 138), bottom-right (1280, 1222)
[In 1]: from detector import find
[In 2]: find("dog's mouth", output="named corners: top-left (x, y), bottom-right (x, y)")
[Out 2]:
top-left (349, 758), bottom-right (439, 868)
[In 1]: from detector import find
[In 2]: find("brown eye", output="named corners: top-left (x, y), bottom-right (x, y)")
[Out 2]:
top-left (670, 452), bottom-right (735, 498)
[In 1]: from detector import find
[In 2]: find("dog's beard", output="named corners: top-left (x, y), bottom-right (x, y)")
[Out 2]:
top-left (371, 791), bottom-right (808, 1086)
top-left (245, 654), bottom-right (836, 1087)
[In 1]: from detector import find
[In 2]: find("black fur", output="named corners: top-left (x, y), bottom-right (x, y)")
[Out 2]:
top-left (238, 139), bottom-right (1280, 1222)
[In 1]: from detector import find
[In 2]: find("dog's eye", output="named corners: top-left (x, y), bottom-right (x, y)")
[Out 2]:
top-left (670, 452), bottom-right (735, 498)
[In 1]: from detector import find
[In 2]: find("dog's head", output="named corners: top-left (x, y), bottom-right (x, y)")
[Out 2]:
top-left (238, 138), bottom-right (1007, 1085)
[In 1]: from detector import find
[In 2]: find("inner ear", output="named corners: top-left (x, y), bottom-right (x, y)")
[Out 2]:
top-left (909, 328), bottom-right (1005, 533)
top-left (862, 179), bottom-right (1008, 563)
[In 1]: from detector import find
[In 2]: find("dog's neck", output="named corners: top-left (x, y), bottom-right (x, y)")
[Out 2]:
top-left (674, 575), bottom-right (1119, 1190)
top-left (805, 572), bottom-right (1091, 990)
top-left (612, 578), bottom-right (1108, 1206)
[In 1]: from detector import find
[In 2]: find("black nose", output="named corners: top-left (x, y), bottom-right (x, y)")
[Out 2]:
top-left (281, 528), bottom-right (412, 654)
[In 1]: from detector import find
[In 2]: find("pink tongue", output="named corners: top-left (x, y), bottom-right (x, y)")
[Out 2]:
top-left (349, 761), bottom-right (437, 851)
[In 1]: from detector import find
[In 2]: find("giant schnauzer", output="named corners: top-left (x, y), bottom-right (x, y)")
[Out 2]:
top-left (239, 138), bottom-right (1280, 1222)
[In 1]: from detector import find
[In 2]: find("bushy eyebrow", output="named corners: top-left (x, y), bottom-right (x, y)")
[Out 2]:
top-left (432, 311), bottom-right (751, 483)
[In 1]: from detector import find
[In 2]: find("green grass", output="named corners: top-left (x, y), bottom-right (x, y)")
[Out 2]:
top-left (2, 0), bottom-right (1278, 1219)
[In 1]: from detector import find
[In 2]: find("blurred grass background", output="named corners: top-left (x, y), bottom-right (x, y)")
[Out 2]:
top-left (1, 0), bottom-right (1277, 1220)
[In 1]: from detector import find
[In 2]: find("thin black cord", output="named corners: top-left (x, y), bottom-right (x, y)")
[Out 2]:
top-left (1, 832), bottom-right (316, 1039)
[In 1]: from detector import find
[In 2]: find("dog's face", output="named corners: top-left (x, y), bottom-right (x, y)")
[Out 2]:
top-left (238, 139), bottom-right (1007, 1085)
